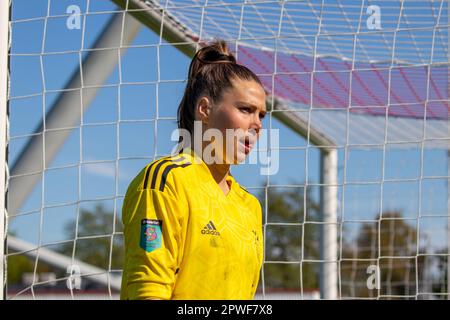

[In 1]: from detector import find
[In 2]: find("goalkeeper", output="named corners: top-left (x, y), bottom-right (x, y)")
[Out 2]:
top-left (121, 40), bottom-right (266, 300)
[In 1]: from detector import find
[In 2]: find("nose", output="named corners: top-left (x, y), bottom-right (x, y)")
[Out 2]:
top-left (250, 114), bottom-right (262, 136)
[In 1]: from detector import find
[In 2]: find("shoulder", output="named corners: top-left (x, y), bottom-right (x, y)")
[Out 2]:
top-left (142, 154), bottom-right (192, 192)
top-left (235, 183), bottom-right (263, 213)
top-left (236, 185), bottom-right (263, 227)
top-left (126, 154), bottom-right (192, 196)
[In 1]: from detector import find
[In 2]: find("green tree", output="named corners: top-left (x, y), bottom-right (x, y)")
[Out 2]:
top-left (7, 254), bottom-right (34, 285)
top-left (429, 248), bottom-right (448, 298)
top-left (7, 231), bottom-right (53, 288)
top-left (59, 204), bottom-right (124, 271)
top-left (7, 205), bottom-right (123, 291)
top-left (340, 211), bottom-right (426, 298)
top-left (259, 185), bottom-right (321, 291)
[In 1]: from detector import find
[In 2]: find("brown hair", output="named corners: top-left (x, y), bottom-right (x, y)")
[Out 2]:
top-left (177, 40), bottom-right (263, 140)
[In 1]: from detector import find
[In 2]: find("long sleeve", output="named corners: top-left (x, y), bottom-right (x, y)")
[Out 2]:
top-left (121, 188), bottom-right (184, 300)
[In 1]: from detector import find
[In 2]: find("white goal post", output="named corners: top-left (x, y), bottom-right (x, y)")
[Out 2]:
top-left (0, 0), bottom-right (10, 301)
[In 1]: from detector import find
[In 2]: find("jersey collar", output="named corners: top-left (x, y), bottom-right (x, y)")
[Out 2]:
top-left (180, 147), bottom-right (239, 199)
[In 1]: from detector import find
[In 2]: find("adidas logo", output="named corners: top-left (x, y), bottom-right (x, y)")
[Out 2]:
top-left (201, 221), bottom-right (220, 236)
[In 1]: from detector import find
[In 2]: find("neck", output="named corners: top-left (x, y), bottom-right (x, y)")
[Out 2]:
top-left (206, 162), bottom-right (231, 196)
top-left (191, 140), bottom-right (231, 195)
top-left (206, 162), bottom-right (230, 184)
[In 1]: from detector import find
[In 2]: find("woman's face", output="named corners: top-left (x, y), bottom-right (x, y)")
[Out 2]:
top-left (202, 78), bottom-right (267, 164)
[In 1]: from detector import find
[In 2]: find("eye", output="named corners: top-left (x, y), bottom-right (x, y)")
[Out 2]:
top-left (240, 107), bottom-right (252, 113)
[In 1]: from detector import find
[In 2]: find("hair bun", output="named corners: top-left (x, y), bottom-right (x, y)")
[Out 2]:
top-left (194, 40), bottom-right (237, 65)
top-left (178, 39), bottom-right (263, 141)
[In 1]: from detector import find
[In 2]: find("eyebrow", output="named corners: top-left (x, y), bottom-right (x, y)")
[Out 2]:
top-left (236, 101), bottom-right (267, 114)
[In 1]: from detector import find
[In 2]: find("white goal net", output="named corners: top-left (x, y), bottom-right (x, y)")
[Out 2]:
top-left (1, 0), bottom-right (449, 300)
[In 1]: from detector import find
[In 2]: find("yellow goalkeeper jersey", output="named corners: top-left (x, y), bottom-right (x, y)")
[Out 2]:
top-left (120, 148), bottom-right (263, 300)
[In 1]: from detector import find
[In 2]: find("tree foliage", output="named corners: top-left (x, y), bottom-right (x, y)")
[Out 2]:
top-left (59, 204), bottom-right (123, 271)
top-left (340, 211), bottom-right (426, 298)
top-left (260, 185), bottom-right (321, 291)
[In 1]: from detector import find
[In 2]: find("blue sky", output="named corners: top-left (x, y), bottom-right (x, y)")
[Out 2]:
top-left (7, 0), bottom-right (449, 254)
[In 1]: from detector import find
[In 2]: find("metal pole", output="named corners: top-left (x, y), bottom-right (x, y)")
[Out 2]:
top-left (8, 12), bottom-right (141, 216)
top-left (320, 148), bottom-right (338, 299)
top-left (0, 0), bottom-right (10, 301)
top-left (7, 236), bottom-right (121, 290)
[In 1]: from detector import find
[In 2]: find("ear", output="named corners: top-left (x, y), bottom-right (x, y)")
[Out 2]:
top-left (196, 96), bottom-right (211, 124)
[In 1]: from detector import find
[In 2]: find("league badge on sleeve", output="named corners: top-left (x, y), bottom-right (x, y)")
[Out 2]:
top-left (140, 219), bottom-right (163, 252)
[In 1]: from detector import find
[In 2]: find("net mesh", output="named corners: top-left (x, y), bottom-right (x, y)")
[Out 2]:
top-left (4, 0), bottom-right (450, 299)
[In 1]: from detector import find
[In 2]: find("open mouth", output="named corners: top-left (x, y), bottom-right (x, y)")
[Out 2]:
top-left (239, 136), bottom-right (254, 154)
